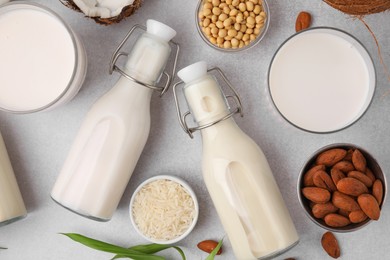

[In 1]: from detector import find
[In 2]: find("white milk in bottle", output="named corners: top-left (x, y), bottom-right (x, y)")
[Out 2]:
top-left (0, 131), bottom-right (27, 227)
top-left (51, 20), bottom-right (177, 221)
top-left (175, 62), bottom-right (299, 259)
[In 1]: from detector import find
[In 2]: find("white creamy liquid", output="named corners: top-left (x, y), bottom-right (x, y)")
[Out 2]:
top-left (183, 74), bottom-right (299, 259)
top-left (0, 132), bottom-right (27, 226)
top-left (51, 21), bottom-right (175, 221)
top-left (269, 28), bottom-right (375, 132)
top-left (0, 6), bottom-right (76, 112)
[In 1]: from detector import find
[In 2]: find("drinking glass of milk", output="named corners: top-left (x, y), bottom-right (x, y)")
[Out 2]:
top-left (0, 132), bottom-right (27, 227)
top-left (268, 27), bottom-right (375, 133)
top-left (0, 2), bottom-right (87, 113)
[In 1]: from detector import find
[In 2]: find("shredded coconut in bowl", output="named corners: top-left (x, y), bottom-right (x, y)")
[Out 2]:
top-left (131, 179), bottom-right (196, 241)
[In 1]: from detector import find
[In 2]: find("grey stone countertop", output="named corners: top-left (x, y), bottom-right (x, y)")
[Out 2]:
top-left (0, 0), bottom-right (389, 259)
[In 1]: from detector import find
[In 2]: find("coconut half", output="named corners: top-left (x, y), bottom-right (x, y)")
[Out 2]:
top-left (60, 0), bottom-right (142, 25)
top-left (323, 0), bottom-right (390, 15)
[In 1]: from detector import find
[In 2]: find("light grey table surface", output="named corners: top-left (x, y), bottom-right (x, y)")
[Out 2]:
top-left (0, 0), bottom-right (389, 259)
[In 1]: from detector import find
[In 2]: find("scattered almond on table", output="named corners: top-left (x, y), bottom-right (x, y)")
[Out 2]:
top-left (321, 231), bottom-right (341, 259)
top-left (197, 240), bottom-right (223, 255)
top-left (295, 11), bottom-right (312, 32)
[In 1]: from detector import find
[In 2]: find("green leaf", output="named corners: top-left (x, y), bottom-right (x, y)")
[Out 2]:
top-left (129, 244), bottom-right (173, 254)
top-left (205, 239), bottom-right (223, 260)
top-left (61, 233), bottom-right (164, 260)
top-left (130, 244), bottom-right (186, 260)
top-left (113, 244), bottom-right (186, 260)
top-left (172, 246), bottom-right (186, 260)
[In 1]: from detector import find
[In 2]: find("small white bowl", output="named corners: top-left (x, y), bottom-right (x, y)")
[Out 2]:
top-left (129, 175), bottom-right (199, 244)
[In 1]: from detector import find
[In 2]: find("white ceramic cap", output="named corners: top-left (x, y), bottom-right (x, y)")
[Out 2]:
top-left (146, 19), bottom-right (176, 42)
top-left (177, 61), bottom-right (208, 84)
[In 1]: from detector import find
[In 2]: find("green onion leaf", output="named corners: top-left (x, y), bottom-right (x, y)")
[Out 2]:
top-left (61, 233), bottom-right (164, 260)
top-left (61, 233), bottom-right (187, 260)
top-left (205, 239), bottom-right (223, 260)
top-left (127, 244), bottom-right (186, 260)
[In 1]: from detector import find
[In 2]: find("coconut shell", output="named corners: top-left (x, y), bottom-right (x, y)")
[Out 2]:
top-left (323, 0), bottom-right (390, 15)
top-left (59, 0), bottom-right (143, 25)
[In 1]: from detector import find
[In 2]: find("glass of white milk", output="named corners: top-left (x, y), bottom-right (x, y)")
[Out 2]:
top-left (268, 27), bottom-right (375, 133)
top-left (0, 2), bottom-right (87, 113)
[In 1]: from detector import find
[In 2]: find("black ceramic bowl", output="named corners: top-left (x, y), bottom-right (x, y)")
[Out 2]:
top-left (297, 143), bottom-right (387, 232)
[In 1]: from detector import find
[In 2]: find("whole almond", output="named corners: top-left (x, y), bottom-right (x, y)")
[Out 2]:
top-left (336, 177), bottom-right (368, 196)
top-left (321, 232), bottom-right (340, 259)
top-left (295, 11), bottom-right (311, 32)
top-left (332, 191), bottom-right (360, 212)
top-left (313, 170), bottom-right (337, 191)
top-left (302, 187), bottom-right (331, 203)
top-left (349, 210), bottom-right (368, 223)
top-left (338, 209), bottom-right (350, 218)
top-left (352, 149), bottom-right (367, 172)
top-left (312, 202), bottom-right (338, 218)
top-left (347, 171), bottom-right (373, 188)
top-left (344, 149), bottom-right (354, 162)
top-left (372, 179), bottom-right (384, 205)
top-left (316, 148), bottom-right (347, 167)
top-left (332, 161), bottom-right (355, 173)
top-left (330, 168), bottom-right (346, 185)
top-left (304, 165), bottom-right (326, 186)
top-left (197, 240), bottom-right (222, 255)
top-left (365, 168), bottom-right (376, 182)
top-left (324, 213), bottom-right (351, 227)
top-left (358, 194), bottom-right (380, 220)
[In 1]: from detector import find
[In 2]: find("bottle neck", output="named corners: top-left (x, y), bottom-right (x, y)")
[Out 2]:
top-left (184, 75), bottom-right (230, 126)
top-left (113, 76), bottom-right (153, 101)
top-left (201, 118), bottom-right (242, 142)
top-left (124, 33), bottom-right (171, 86)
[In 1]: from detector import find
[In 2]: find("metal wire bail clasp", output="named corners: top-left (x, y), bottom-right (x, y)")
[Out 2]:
top-left (173, 67), bottom-right (244, 139)
top-left (109, 24), bottom-right (180, 97)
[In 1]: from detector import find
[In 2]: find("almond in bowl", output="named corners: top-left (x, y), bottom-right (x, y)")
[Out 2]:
top-left (297, 144), bottom-right (386, 232)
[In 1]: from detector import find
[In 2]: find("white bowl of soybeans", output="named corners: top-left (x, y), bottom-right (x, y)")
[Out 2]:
top-left (196, 0), bottom-right (269, 51)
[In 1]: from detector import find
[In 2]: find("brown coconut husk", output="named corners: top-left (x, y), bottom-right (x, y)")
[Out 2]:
top-left (59, 0), bottom-right (143, 25)
top-left (323, 0), bottom-right (390, 84)
top-left (323, 0), bottom-right (390, 15)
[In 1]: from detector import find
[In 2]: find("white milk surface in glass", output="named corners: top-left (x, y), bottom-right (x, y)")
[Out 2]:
top-left (269, 29), bottom-right (373, 132)
top-left (0, 7), bottom-right (75, 111)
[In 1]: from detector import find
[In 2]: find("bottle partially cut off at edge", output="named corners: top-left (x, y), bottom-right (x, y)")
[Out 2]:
top-left (0, 132), bottom-right (27, 227)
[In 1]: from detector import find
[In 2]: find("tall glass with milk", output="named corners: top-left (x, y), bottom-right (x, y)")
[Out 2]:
top-left (51, 20), bottom-right (178, 221)
top-left (173, 61), bottom-right (299, 259)
top-left (0, 131), bottom-right (27, 227)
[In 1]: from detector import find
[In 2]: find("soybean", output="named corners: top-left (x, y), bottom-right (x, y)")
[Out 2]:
top-left (198, 0), bottom-right (267, 49)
